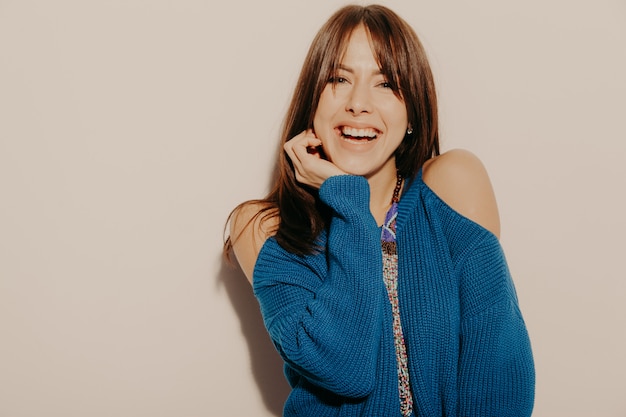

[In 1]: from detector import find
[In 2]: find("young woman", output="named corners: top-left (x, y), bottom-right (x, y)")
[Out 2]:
top-left (225, 5), bottom-right (534, 416)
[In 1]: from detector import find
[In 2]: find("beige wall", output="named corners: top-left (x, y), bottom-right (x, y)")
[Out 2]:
top-left (1, 0), bottom-right (624, 416)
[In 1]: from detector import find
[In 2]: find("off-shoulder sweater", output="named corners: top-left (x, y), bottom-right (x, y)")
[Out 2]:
top-left (253, 171), bottom-right (535, 416)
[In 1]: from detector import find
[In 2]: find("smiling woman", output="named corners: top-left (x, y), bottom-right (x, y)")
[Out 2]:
top-left (311, 26), bottom-right (408, 192)
top-left (224, 4), bottom-right (534, 416)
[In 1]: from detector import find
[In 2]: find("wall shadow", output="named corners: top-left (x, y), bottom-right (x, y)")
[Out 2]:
top-left (217, 258), bottom-right (290, 416)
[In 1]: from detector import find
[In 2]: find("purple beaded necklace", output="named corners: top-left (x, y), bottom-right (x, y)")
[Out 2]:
top-left (381, 172), bottom-right (404, 243)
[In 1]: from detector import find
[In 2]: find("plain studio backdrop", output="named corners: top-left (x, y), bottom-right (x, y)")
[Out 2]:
top-left (0, 0), bottom-right (624, 416)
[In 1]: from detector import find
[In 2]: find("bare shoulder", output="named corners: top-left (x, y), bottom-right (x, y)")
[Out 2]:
top-left (229, 202), bottom-right (279, 284)
top-left (422, 149), bottom-right (501, 238)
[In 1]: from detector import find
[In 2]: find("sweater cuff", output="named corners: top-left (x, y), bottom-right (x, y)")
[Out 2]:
top-left (318, 175), bottom-right (371, 214)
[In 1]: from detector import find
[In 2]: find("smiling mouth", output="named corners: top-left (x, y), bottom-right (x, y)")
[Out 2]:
top-left (340, 126), bottom-right (379, 141)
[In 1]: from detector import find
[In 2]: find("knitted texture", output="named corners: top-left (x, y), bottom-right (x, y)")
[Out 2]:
top-left (253, 172), bottom-right (535, 416)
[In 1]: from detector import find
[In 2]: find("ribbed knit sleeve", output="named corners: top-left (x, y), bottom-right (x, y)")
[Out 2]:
top-left (457, 233), bottom-right (535, 416)
top-left (253, 175), bottom-right (385, 399)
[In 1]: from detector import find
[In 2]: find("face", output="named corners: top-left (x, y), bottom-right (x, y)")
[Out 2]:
top-left (313, 25), bottom-right (408, 179)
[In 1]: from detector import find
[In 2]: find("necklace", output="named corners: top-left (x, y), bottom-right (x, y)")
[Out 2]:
top-left (391, 171), bottom-right (403, 204)
top-left (381, 171), bottom-right (403, 243)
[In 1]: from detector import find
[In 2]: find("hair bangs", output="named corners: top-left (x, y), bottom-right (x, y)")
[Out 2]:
top-left (302, 10), bottom-right (364, 128)
top-left (364, 22), bottom-right (406, 98)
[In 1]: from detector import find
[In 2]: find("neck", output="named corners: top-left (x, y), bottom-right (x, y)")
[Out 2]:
top-left (366, 163), bottom-right (401, 225)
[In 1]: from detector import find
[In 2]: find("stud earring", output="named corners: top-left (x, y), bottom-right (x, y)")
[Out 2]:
top-left (407, 125), bottom-right (413, 135)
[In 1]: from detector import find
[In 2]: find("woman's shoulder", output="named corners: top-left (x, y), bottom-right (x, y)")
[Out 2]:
top-left (421, 149), bottom-right (501, 238)
top-left (229, 201), bottom-right (279, 283)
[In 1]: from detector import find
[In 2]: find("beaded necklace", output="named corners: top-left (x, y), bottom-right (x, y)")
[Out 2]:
top-left (381, 172), bottom-right (414, 416)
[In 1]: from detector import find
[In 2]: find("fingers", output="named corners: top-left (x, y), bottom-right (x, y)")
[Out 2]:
top-left (284, 130), bottom-right (320, 159)
top-left (284, 130), bottom-right (321, 186)
top-left (284, 130), bottom-right (344, 188)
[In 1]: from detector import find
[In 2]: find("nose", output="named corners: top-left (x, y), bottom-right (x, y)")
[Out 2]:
top-left (345, 84), bottom-right (372, 115)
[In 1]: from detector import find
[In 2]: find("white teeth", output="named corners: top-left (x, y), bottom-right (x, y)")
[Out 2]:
top-left (341, 126), bottom-right (378, 139)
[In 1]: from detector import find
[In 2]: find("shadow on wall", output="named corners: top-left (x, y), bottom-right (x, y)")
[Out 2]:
top-left (218, 259), bottom-right (290, 417)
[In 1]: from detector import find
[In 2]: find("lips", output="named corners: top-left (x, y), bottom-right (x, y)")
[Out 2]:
top-left (339, 126), bottom-right (379, 141)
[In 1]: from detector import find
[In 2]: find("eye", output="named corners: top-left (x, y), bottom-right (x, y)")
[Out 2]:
top-left (378, 80), bottom-right (393, 89)
top-left (328, 76), bottom-right (348, 84)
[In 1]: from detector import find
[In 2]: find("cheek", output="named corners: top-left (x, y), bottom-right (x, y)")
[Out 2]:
top-left (389, 107), bottom-right (409, 137)
top-left (387, 113), bottom-right (409, 149)
top-left (313, 101), bottom-right (335, 139)
top-left (314, 87), bottom-right (339, 123)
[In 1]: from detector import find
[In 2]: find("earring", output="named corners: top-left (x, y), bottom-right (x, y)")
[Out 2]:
top-left (407, 125), bottom-right (413, 135)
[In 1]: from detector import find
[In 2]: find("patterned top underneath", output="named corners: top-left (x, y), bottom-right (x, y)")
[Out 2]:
top-left (381, 201), bottom-right (414, 416)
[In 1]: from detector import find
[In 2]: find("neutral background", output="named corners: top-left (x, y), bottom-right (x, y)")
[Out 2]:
top-left (1, 0), bottom-right (624, 416)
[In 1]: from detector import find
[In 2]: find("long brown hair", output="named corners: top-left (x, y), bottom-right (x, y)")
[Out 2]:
top-left (225, 4), bottom-right (440, 257)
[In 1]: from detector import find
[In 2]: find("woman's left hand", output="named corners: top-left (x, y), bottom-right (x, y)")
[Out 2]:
top-left (283, 129), bottom-right (346, 189)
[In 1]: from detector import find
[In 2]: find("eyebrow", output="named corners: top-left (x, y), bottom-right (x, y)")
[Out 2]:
top-left (337, 64), bottom-right (384, 75)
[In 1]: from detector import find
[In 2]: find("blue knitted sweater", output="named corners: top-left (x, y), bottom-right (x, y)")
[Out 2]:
top-left (253, 172), bottom-right (535, 416)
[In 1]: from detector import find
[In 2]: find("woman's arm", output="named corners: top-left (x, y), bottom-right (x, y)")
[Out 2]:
top-left (231, 129), bottom-right (346, 283)
top-left (255, 176), bottom-right (385, 398)
top-left (230, 202), bottom-right (279, 284)
top-left (423, 149), bottom-right (534, 414)
top-left (456, 234), bottom-right (535, 416)
top-left (423, 148), bottom-right (501, 238)
top-left (236, 175), bottom-right (386, 399)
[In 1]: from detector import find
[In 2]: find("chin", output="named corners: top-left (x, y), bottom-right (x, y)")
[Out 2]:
top-left (333, 161), bottom-right (377, 177)
top-left (331, 153), bottom-right (394, 178)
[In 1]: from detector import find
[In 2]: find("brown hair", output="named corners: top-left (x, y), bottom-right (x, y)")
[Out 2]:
top-left (225, 4), bottom-right (439, 257)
